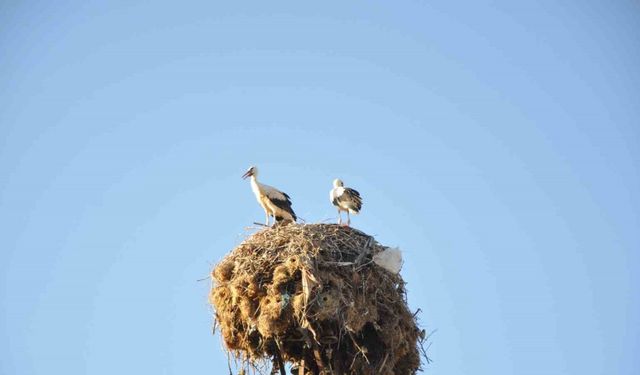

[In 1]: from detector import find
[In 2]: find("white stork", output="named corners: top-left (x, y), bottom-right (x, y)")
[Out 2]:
top-left (330, 179), bottom-right (362, 226)
top-left (242, 166), bottom-right (297, 226)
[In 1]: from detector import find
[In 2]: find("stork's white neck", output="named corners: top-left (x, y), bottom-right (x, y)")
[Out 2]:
top-left (250, 175), bottom-right (262, 194)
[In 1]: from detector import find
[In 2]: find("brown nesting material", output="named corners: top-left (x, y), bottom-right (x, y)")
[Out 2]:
top-left (210, 223), bottom-right (424, 375)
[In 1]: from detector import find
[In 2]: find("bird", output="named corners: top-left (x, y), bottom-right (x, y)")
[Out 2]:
top-left (330, 178), bottom-right (362, 226)
top-left (242, 166), bottom-right (297, 226)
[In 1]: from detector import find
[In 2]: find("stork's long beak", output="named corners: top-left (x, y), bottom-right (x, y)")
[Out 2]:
top-left (242, 170), bottom-right (252, 179)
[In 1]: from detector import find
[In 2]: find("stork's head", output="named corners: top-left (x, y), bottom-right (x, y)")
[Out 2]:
top-left (333, 178), bottom-right (344, 188)
top-left (242, 166), bottom-right (258, 179)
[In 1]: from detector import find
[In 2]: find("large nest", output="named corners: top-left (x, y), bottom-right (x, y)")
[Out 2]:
top-left (210, 224), bottom-right (423, 375)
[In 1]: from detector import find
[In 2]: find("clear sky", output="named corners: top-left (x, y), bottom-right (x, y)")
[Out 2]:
top-left (1, 1), bottom-right (638, 374)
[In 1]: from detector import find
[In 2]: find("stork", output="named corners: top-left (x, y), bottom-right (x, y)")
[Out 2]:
top-left (242, 166), bottom-right (297, 226)
top-left (330, 179), bottom-right (362, 226)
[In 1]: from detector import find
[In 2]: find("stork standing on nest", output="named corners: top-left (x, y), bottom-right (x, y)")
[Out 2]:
top-left (242, 166), bottom-right (297, 226)
top-left (330, 179), bottom-right (362, 226)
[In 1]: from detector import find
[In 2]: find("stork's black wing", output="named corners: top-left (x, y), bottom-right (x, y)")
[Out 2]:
top-left (337, 188), bottom-right (362, 213)
top-left (267, 190), bottom-right (297, 222)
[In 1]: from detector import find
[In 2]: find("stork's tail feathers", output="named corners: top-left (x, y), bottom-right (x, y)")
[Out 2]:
top-left (275, 214), bottom-right (296, 223)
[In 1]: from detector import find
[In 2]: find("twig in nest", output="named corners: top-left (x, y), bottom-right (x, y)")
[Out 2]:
top-left (418, 329), bottom-right (437, 365)
top-left (321, 261), bottom-right (354, 266)
top-left (347, 332), bottom-right (370, 365)
top-left (378, 352), bottom-right (390, 372)
top-left (273, 339), bottom-right (287, 375)
top-left (354, 245), bottom-right (370, 266)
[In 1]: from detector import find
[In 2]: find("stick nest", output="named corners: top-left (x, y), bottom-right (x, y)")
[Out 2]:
top-left (210, 224), bottom-right (423, 375)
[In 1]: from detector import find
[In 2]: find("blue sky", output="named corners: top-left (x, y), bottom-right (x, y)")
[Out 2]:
top-left (1, 1), bottom-right (638, 374)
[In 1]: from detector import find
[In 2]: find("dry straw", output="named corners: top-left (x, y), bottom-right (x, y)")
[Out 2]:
top-left (210, 223), bottom-right (424, 375)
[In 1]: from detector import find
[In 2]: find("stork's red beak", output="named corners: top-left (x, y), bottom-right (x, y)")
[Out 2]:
top-left (242, 170), bottom-right (252, 179)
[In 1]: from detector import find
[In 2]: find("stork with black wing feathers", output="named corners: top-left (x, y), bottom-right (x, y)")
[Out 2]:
top-left (330, 178), bottom-right (362, 226)
top-left (242, 166), bottom-right (297, 226)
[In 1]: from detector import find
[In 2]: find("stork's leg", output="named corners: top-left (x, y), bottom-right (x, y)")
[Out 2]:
top-left (265, 210), bottom-right (270, 226)
top-left (337, 209), bottom-right (342, 225)
top-left (347, 211), bottom-right (351, 226)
